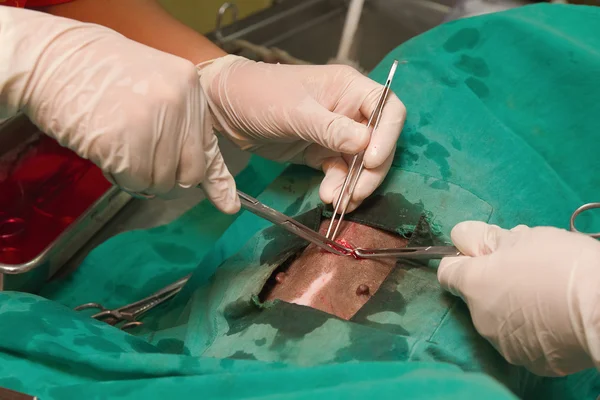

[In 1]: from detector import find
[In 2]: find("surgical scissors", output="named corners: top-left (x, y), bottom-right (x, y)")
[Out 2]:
top-left (326, 59), bottom-right (399, 242)
top-left (570, 202), bottom-right (600, 238)
top-left (74, 274), bottom-right (189, 330)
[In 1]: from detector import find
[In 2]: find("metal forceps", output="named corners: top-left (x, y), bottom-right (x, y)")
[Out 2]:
top-left (74, 274), bottom-right (190, 330)
top-left (326, 59), bottom-right (400, 242)
top-left (570, 202), bottom-right (600, 238)
top-left (238, 191), bottom-right (459, 260)
top-left (352, 246), bottom-right (461, 260)
top-left (238, 191), bottom-right (351, 256)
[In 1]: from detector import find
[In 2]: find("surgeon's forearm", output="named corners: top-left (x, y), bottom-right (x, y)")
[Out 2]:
top-left (39, 0), bottom-right (226, 64)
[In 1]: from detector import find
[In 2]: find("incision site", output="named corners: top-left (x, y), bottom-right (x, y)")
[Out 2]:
top-left (261, 219), bottom-right (408, 320)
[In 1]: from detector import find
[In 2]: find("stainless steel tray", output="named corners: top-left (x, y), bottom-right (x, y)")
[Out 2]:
top-left (207, 0), bottom-right (452, 71)
top-left (0, 114), bottom-right (131, 292)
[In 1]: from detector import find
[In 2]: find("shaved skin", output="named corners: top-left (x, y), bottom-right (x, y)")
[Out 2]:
top-left (263, 220), bottom-right (408, 320)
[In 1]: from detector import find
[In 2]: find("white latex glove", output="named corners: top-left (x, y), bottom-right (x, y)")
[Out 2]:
top-left (0, 7), bottom-right (239, 213)
top-left (199, 55), bottom-right (406, 212)
top-left (438, 221), bottom-right (600, 376)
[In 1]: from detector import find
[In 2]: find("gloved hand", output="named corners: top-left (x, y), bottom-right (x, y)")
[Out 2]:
top-left (199, 55), bottom-right (406, 212)
top-left (438, 221), bottom-right (600, 376)
top-left (0, 7), bottom-right (239, 213)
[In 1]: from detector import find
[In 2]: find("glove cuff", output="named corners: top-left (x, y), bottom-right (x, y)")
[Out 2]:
top-left (195, 58), bottom-right (217, 71)
top-left (195, 54), bottom-right (249, 75)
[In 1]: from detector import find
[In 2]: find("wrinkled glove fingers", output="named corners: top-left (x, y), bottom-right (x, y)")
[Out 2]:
top-left (149, 113), bottom-right (189, 195)
top-left (175, 94), bottom-right (210, 189)
top-left (450, 221), bottom-right (513, 256)
top-left (300, 100), bottom-right (371, 155)
top-left (319, 156), bottom-right (349, 205)
top-left (200, 130), bottom-right (239, 214)
top-left (438, 255), bottom-right (487, 301)
top-left (301, 143), bottom-right (340, 170)
top-left (319, 152), bottom-right (393, 212)
top-left (108, 102), bottom-right (191, 196)
top-left (154, 102), bottom-right (209, 200)
top-left (255, 142), bottom-right (312, 164)
top-left (103, 137), bottom-right (154, 195)
top-left (345, 152), bottom-right (393, 210)
top-left (355, 75), bottom-right (406, 169)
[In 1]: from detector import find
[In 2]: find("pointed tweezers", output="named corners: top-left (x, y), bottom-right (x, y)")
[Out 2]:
top-left (326, 60), bottom-right (399, 242)
top-left (237, 191), bottom-right (460, 260)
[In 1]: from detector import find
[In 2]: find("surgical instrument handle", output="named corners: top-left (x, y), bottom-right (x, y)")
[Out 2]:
top-left (238, 192), bottom-right (463, 260)
top-left (238, 190), bottom-right (352, 256)
top-left (75, 274), bottom-right (189, 330)
top-left (114, 274), bottom-right (190, 324)
top-left (353, 246), bottom-right (461, 260)
top-left (570, 202), bottom-right (600, 239)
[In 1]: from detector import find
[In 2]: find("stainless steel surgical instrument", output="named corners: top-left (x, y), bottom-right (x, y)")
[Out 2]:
top-left (238, 190), bottom-right (459, 260)
top-left (353, 246), bottom-right (461, 260)
top-left (326, 59), bottom-right (399, 242)
top-left (570, 202), bottom-right (600, 238)
top-left (238, 190), bottom-right (351, 256)
top-left (74, 274), bottom-right (190, 330)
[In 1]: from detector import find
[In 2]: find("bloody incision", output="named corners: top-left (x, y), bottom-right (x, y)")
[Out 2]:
top-left (335, 238), bottom-right (354, 250)
top-left (263, 219), bottom-right (408, 320)
top-left (324, 237), bottom-right (363, 259)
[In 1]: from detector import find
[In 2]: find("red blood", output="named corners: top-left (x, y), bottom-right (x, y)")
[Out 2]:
top-left (322, 237), bottom-right (363, 259)
top-left (324, 241), bottom-right (351, 256)
top-left (335, 238), bottom-right (364, 260)
top-left (335, 238), bottom-right (354, 249)
top-left (0, 135), bottom-right (111, 264)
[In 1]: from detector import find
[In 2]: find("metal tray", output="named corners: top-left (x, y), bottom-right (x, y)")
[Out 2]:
top-left (207, 0), bottom-right (452, 71)
top-left (0, 114), bottom-right (131, 292)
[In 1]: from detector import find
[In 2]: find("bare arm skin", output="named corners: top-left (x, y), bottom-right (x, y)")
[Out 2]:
top-left (39, 0), bottom-right (226, 64)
